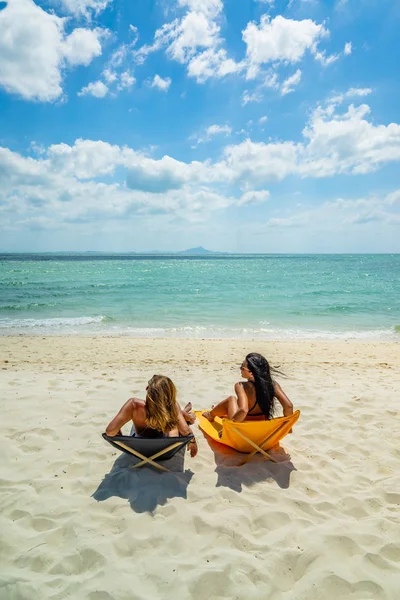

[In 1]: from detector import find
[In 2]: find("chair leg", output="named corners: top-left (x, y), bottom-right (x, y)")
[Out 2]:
top-left (133, 458), bottom-right (169, 472)
top-left (236, 420), bottom-right (291, 464)
top-left (112, 441), bottom-right (170, 471)
top-left (231, 428), bottom-right (276, 463)
top-left (113, 440), bottom-right (186, 472)
top-left (133, 441), bottom-right (185, 471)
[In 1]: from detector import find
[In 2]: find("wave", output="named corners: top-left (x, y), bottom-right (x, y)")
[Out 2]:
top-left (0, 318), bottom-right (398, 340)
top-left (0, 303), bottom-right (57, 311)
top-left (0, 315), bottom-right (113, 331)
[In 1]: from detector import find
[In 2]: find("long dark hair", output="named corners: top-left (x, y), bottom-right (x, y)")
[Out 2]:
top-left (245, 352), bottom-right (280, 419)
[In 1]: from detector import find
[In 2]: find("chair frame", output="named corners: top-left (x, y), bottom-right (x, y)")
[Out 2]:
top-left (230, 420), bottom-right (290, 465)
top-left (103, 434), bottom-right (194, 472)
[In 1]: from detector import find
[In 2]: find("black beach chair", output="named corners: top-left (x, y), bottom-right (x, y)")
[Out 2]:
top-left (102, 433), bottom-right (194, 472)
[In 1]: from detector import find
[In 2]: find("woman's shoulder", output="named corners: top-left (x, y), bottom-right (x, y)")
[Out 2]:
top-left (128, 397), bottom-right (145, 411)
top-left (235, 380), bottom-right (253, 390)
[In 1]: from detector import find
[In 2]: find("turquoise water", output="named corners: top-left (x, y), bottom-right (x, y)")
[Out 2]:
top-left (0, 254), bottom-right (399, 339)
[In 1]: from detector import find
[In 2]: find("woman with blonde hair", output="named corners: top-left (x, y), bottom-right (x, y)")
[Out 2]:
top-left (105, 375), bottom-right (198, 457)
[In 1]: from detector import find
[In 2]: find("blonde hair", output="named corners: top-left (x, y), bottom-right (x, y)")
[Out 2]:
top-left (145, 375), bottom-right (179, 433)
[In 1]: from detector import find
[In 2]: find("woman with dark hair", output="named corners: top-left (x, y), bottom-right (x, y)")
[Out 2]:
top-left (106, 375), bottom-right (198, 457)
top-left (202, 352), bottom-right (293, 423)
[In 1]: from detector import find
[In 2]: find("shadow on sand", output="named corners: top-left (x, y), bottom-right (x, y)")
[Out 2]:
top-left (204, 436), bottom-right (296, 493)
top-left (92, 448), bottom-right (194, 513)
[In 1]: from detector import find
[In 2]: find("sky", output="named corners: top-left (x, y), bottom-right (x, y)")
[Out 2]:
top-left (0, 0), bottom-right (399, 253)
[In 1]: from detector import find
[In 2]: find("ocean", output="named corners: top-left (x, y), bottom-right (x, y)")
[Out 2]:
top-left (0, 254), bottom-right (399, 340)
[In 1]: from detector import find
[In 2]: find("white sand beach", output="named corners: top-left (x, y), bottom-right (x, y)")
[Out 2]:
top-left (1, 336), bottom-right (399, 600)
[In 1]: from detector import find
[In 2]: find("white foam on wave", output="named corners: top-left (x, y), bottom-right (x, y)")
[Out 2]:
top-left (0, 318), bottom-right (397, 340)
top-left (113, 325), bottom-right (398, 340)
top-left (0, 315), bottom-right (108, 333)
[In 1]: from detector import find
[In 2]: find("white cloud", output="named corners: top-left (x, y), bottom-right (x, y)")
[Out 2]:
top-left (239, 190), bottom-right (270, 205)
top-left (280, 69), bottom-right (302, 95)
top-left (177, 0), bottom-right (223, 17)
top-left (222, 100), bottom-right (400, 184)
top-left (206, 124), bottom-right (231, 137)
top-left (346, 87), bottom-right (371, 97)
top-left (152, 74), bottom-right (172, 91)
top-left (133, 0), bottom-right (242, 83)
top-left (266, 191), bottom-right (400, 231)
top-left (191, 123), bottom-right (232, 146)
top-left (187, 48), bottom-right (243, 82)
top-left (314, 50), bottom-right (340, 67)
top-left (82, 32), bottom-right (139, 97)
top-left (344, 41), bottom-right (352, 55)
top-left (78, 80), bottom-right (109, 98)
top-left (242, 15), bottom-right (328, 78)
top-left (118, 71), bottom-right (135, 90)
top-left (58, 0), bottom-right (112, 18)
top-left (62, 28), bottom-right (103, 66)
top-left (103, 68), bottom-right (118, 84)
top-left (1, 98), bottom-right (400, 239)
top-left (263, 70), bottom-right (279, 90)
top-left (299, 102), bottom-right (400, 176)
top-left (259, 116), bottom-right (268, 124)
top-left (0, 0), bottom-right (104, 102)
top-left (166, 11), bottom-right (220, 63)
top-left (242, 90), bottom-right (263, 105)
top-left (330, 87), bottom-right (372, 105)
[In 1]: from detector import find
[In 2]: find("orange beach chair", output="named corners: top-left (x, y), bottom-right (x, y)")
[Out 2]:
top-left (195, 410), bottom-right (300, 464)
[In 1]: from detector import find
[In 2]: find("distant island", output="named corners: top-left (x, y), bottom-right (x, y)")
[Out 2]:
top-left (81, 246), bottom-right (226, 255)
top-left (177, 246), bottom-right (225, 255)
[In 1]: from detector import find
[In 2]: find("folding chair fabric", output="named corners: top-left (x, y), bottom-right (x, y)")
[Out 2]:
top-left (195, 410), bottom-right (300, 454)
top-left (102, 433), bottom-right (194, 471)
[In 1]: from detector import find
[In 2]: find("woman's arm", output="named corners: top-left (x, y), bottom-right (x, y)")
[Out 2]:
top-left (274, 382), bottom-right (293, 416)
top-left (105, 399), bottom-right (134, 436)
top-left (231, 382), bottom-right (249, 422)
top-left (176, 407), bottom-right (198, 457)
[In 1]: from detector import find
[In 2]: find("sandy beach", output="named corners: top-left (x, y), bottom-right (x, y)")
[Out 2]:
top-left (1, 336), bottom-right (399, 600)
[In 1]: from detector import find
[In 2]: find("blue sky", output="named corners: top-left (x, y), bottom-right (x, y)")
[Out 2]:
top-left (0, 0), bottom-right (399, 253)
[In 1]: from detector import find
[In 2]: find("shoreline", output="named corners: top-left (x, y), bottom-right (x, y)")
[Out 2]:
top-left (1, 326), bottom-right (398, 341)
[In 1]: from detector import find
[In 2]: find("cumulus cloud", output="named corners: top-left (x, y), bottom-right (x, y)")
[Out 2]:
top-left (78, 80), bottom-right (109, 97)
top-left (152, 74), bottom-right (172, 91)
top-left (58, 0), bottom-right (112, 18)
top-left (0, 0), bottom-right (104, 102)
top-left (62, 28), bottom-right (103, 66)
top-left (223, 100), bottom-right (400, 183)
top-left (242, 15), bottom-right (328, 78)
top-left (177, 0), bottom-right (223, 17)
top-left (132, 5), bottom-right (339, 90)
top-left (117, 71), bottom-right (135, 90)
top-left (133, 0), bottom-right (242, 83)
top-left (1, 99), bottom-right (400, 234)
